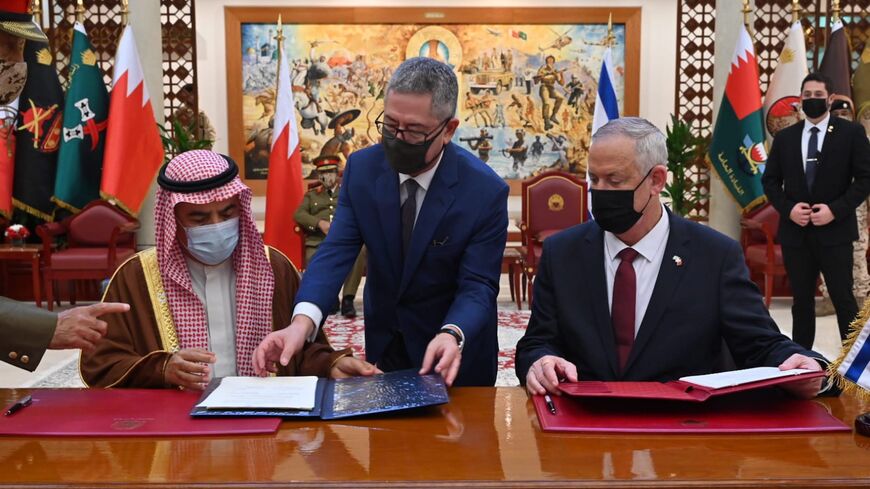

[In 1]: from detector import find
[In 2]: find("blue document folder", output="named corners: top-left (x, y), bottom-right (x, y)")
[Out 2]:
top-left (190, 369), bottom-right (449, 420)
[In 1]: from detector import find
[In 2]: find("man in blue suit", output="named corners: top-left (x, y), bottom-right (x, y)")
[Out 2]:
top-left (516, 117), bottom-right (826, 398)
top-left (254, 57), bottom-right (509, 386)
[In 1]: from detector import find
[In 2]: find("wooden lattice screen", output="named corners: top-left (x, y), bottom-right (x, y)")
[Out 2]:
top-left (44, 0), bottom-right (197, 134)
top-left (676, 0), bottom-right (869, 221)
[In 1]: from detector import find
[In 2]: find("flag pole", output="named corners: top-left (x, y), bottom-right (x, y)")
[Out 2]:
top-left (791, 0), bottom-right (802, 24)
top-left (605, 12), bottom-right (614, 48)
top-left (274, 14), bottom-right (284, 88)
top-left (742, 0), bottom-right (754, 37)
top-left (121, 0), bottom-right (129, 27)
top-left (29, 0), bottom-right (42, 29)
top-left (76, 0), bottom-right (85, 24)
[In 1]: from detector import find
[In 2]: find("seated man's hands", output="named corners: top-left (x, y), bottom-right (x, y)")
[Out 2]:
top-left (778, 353), bottom-right (823, 399)
top-left (525, 355), bottom-right (578, 396)
top-left (420, 332), bottom-right (461, 387)
top-left (253, 315), bottom-right (315, 376)
top-left (329, 356), bottom-right (382, 379)
top-left (164, 348), bottom-right (215, 390)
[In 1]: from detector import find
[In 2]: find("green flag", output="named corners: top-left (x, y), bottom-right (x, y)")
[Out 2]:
top-left (54, 22), bottom-right (109, 213)
top-left (708, 25), bottom-right (767, 210)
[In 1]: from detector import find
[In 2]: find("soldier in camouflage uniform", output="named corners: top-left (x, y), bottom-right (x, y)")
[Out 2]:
top-left (816, 97), bottom-right (870, 315)
top-left (294, 155), bottom-right (365, 317)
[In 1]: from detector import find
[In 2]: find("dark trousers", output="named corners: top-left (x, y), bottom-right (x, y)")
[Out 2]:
top-left (377, 331), bottom-right (414, 372)
top-left (782, 235), bottom-right (857, 349)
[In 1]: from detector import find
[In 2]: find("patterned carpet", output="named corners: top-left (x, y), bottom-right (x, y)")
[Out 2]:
top-left (324, 309), bottom-right (529, 387)
top-left (24, 308), bottom-right (529, 388)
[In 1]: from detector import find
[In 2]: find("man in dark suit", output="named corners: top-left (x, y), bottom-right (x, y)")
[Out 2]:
top-left (516, 117), bottom-right (824, 399)
top-left (254, 57), bottom-right (509, 386)
top-left (762, 73), bottom-right (870, 349)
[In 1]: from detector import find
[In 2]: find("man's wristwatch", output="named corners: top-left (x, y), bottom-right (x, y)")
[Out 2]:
top-left (439, 327), bottom-right (464, 351)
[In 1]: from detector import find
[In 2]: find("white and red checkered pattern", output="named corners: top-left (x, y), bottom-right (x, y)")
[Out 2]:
top-left (155, 150), bottom-right (273, 376)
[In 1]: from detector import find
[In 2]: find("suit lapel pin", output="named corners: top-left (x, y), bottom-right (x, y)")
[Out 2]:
top-left (672, 255), bottom-right (683, 267)
top-left (827, 125), bottom-right (834, 134)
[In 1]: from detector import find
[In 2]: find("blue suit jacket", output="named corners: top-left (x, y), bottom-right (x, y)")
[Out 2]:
top-left (515, 210), bottom-right (820, 383)
top-left (296, 142), bottom-right (509, 386)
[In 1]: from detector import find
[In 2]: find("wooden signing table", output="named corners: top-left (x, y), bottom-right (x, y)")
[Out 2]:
top-left (0, 387), bottom-right (868, 488)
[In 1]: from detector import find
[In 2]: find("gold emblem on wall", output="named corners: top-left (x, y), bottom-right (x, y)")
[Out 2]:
top-left (548, 193), bottom-right (564, 211)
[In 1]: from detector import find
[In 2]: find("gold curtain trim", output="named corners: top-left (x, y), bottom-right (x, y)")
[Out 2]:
top-left (50, 196), bottom-right (82, 214)
top-left (99, 190), bottom-right (138, 218)
top-left (139, 248), bottom-right (180, 352)
top-left (11, 197), bottom-right (53, 221)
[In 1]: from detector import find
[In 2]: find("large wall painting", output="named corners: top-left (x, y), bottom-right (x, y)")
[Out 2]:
top-left (226, 8), bottom-right (640, 194)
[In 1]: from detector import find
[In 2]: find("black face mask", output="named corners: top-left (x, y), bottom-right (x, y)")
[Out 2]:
top-left (382, 119), bottom-right (449, 175)
top-left (591, 168), bottom-right (654, 235)
top-left (802, 98), bottom-right (828, 119)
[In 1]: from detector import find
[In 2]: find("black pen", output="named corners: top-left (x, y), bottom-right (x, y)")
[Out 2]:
top-left (544, 394), bottom-right (557, 415)
top-left (4, 395), bottom-right (32, 416)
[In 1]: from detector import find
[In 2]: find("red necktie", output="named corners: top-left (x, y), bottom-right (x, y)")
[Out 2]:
top-left (612, 247), bottom-right (639, 372)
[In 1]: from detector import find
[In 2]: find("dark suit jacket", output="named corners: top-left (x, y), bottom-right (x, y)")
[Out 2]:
top-left (296, 142), bottom-right (509, 386)
top-left (0, 296), bottom-right (57, 371)
top-left (761, 117), bottom-right (870, 246)
top-left (515, 211), bottom-right (819, 383)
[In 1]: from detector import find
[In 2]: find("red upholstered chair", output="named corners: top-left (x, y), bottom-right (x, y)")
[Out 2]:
top-left (37, 200), bottom-right (139, 310)
top-left (740, 203), bottom-right (784, 307)
top-left (519, 170), bottom-right (588, 304)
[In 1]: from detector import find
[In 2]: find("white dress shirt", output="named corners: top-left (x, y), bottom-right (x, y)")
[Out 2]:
top-left (801, 113), bottom-right (829, 172)
top-left (185, 257), bottom-right (237, 378)
top-left (398, 153), bottom-right (442, 221)
top-left (603, 204), bottom-right (670, 336)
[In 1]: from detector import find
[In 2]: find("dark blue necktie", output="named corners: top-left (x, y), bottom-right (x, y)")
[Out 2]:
top-left (401, 179), bottom-right (419, 257)
top-left (805, 127), bottom-right (819, 189)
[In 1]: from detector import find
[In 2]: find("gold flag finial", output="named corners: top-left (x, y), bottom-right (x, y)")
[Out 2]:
top-left (29, 0), bottom-right (41, 24)
top-left (75, 0), bottom-right (85, 24)
top-left (742, 0), bottom-right (753, 34)
top-left (274, 15), bottom-right (285, 90)
top-left (275, 14), bottom-right (285, 45)
top-left (791, 0), bottom-right (802, 24)
top-left (121, 0), bottom-right (129, 26)
top-left (605, 12), bottom-right (615, 48)
top-left (831, 0), bottom-right (841, 24)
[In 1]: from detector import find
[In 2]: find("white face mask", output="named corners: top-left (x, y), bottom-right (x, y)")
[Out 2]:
top-left (184, 217), bottom-right (239, 265)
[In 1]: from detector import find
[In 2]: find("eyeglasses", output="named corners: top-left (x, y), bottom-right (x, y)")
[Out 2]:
top-left (375, 112), bottom-right (450, 145)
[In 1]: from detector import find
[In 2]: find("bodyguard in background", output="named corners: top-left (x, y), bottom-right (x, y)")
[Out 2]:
top-left (762, 72), bottom-right (870, 349)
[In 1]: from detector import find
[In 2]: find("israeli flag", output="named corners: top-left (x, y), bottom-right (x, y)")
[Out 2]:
top-left (837, 311), bottom-right (870, 391)
top-left (589, 47), bottom-right (620, 218)
top-left (592, 47), bottom-right (619, 135)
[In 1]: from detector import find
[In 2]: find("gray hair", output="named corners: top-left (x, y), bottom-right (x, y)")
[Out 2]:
top-left (385, 57), bottom-right (458, 120)
top-left (591, 117), bottom-right (667, 174)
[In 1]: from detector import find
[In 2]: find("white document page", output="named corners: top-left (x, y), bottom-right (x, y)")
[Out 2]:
top-left (196, 376), bottom-right (319, 410)
top-left (679, 367), bottom-right (812, 390)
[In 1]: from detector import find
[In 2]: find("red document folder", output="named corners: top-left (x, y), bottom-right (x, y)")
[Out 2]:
top-left (557, 370), bottom-right (827, 402)
top-left (0, 389), bottom-right (281, 437)
top-left (533, 390), bottom-right (850, 433)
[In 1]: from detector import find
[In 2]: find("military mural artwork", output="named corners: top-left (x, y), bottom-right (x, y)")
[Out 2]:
top-left (239, 22), bottom-right (626, 181)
